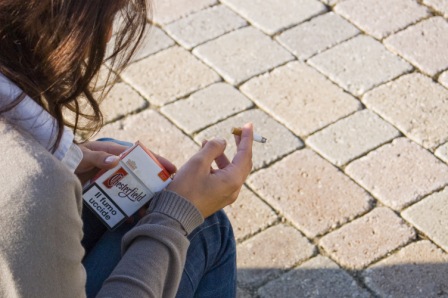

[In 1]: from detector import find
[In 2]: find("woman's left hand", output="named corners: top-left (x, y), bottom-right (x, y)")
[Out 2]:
top-left (75, 141), bottom-right (178, 186)
top-left (75, 141), bottom-right (129, 185)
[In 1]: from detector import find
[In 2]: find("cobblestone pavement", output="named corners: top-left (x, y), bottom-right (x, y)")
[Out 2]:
top-left (97, 0), bottom-right (448, 297)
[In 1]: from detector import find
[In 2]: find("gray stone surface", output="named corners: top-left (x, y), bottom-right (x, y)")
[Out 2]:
top-left (363, 73), bottom-right (448, 149)
top-left (335, 0), bottom-right (429, 39)
top-left (440, 70), bottom-right (448, 89)
top-left (194, 109), bottom-right (303, 170)
top-left (224, 186), bottom-right (278, 242)
top-left (436, 143), bottom-right (448, 164)
top-left (193, 27), bottom-right (294, 85)
top-left (237, 287), bottom-right (253, 298)
top-left (258, 256), bottom-right (371, 298)
top-left (129, 26), bottom-right (175, 64)
top-left (346, 138), bottom-right (448, 210)
top-left (241, 61), bottom-right (361, 137)
top-left (320, 207), bottom-right (416, 270)
top-left (160, 83), bottom-right (253, 134)
top-left (221, 0), bottom-right (327, 35)
top-left (96, 110), bottom-right (200, 167)
top-left (237, 224), bottom-right (315, 288)
top-left (164, 5), bottom-right (247, 49)
top-left (151, 0), bottom-right (217, 25)
top-left (402, 187), bottom-right (448, 252)
top-left (423, 0), bottom-right (448, 18)
top-left (307, 109), bottom-right (400, 166)
top-left (276, 12), bottom-right (360, 60)
top-left (362, 241), bottom-right (448, 297)
top-left (308, 35), bottom-right (412, 96)
top-left (100, 82), bottom-right (147, 123)
top-left (247, 149), bottom-right (373, 238)
top-left (385, 17), bottom-right (448, 76)
top-left (121, 46), bottom-right (220, 106)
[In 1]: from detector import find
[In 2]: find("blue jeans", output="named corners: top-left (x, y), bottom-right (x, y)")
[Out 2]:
top-left (82, 138), bottom-right (237, 297)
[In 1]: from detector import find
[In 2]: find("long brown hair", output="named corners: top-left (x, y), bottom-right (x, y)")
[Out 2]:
top-left (0, 0), bottom-right (148, 149)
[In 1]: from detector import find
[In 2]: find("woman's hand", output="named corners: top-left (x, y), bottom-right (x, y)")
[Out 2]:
top-left (75, 141), bottom-right (177, 186)
top-left (75, 141), bottom-right (128, 185)
top-left (167, 123), bottom-right (254, 218)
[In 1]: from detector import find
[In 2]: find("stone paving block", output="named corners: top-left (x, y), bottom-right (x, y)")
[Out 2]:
top-left (320, 0), bottom-right (348, 5)
top-left (221, 0), bottom-right (326, 35)
top-left (100, 82), bottom-right (147, 123)
top-left (362, 241), bottom-right (448, 297)
top-left (224, 186), bottom-right (278, 242)
top-left (247, 149), bottom-right (373, 238)
top-left (151, 0), bottom-right (217, 25)
top-left (363, 73), bottom-right (448, 150)
top-left (308, 35), bottom-right (412, 95)
top-left (194, 109), bottom-right (303, 170)
top-left (106, 25), bottom-right (174, 68)
top-left (335, 0), bottom-right (429, 39)
top-left (121, 46), bottom-right (220, 106)
top-left (237, 224), bottom-right (315, 288)
top-left (96, 110), bottom-right (199, 167)
top-left (164, 5), bottom-right (247, 49)
top-left (384, 17), bottom-right (448, 76)
top-left (436, 143), bottom-right (448, 164)
top-left (129, 26), bottom-right (175, 63)
top-left (320, 0), bottom-right (339, 5)
top-left (258, 256), bottom-right (371, 298)
top-left (308, 35), bottom-right (412, 96)
top-left (423, 0), bottom-right (448, 18)
top-left (440, 71), bottom-right (448, 89)
top-left (276, 12), bottom-right (359, 60)
top-left (346, 138), bottom-right (448, 210)
top-left (241, 61), bottom-right (361, 137)
top-left (307, 109), bottom-right (400, 166)
top-left (320, 207), bottom-right (416, 270)
top-left (160, 83), bottom-right (253, 134)
top-left (193, 27), bottom-right (294, 85)
top-left (237, 288), bottom-right (253, 298)
top-left (402, 187), bottom-right (448, 252)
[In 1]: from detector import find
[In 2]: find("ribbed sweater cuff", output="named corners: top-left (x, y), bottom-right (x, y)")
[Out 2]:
top-left (149, 190), bottom-right (204, 235)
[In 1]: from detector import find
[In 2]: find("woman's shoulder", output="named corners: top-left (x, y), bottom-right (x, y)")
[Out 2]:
top-left (0, 119), bottom-right (82, 212)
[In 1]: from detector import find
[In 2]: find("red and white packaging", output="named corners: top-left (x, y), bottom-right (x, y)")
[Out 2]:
top-left (82, 141), bottom-right (172, 230)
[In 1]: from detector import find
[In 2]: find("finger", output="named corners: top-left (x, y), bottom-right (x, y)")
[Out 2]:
top-left (83, 147), bottom-right (121, 170)
top-left (215, 152), bottom-right (230, 169)
top-left (196, 138), bottom-right (227, 167)
top-left (234, 134), bottom-right (241, 147)
top-left (231, 123), bottom-right (253, 174)
top-left (152, 153), bottom-right (177, 174)
top-left (84, 141), bottom-right (129, 156)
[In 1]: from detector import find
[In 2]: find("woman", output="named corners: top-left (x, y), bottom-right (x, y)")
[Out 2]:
top-left (0, 0), bottom-right (253, 297)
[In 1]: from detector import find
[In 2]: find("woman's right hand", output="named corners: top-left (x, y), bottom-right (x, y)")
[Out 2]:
top-left (166, 123), bottom-right (254, 218)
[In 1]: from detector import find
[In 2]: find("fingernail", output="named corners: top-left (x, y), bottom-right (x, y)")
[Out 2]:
top-left (105, 156), bottom-right (119, 164)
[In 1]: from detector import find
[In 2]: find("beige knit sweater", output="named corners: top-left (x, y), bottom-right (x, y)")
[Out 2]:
top-left (0, 119), bottom-right (203, 297)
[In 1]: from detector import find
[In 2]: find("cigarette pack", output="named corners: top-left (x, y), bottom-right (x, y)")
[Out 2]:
top-left (82, 141), bottom-right (172, 230)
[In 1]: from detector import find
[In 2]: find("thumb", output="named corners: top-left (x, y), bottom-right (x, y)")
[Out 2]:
top-left (82, 147), bottom-right (120, 171)
top-left (197, 138), bottom-right (227, 166)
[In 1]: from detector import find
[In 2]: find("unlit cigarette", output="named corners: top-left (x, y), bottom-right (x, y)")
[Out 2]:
top-left (231, 127), bottom-right (267, 143)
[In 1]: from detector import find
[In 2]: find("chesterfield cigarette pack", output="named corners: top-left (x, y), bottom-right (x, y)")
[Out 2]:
top-left (82, 141), bottom-right (172, 229)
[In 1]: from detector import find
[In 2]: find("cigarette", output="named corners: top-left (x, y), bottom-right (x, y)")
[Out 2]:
top-left (231, 127), bottom-right (267, 143)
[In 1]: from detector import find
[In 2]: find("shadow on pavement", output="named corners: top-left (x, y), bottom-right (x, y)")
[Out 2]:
top-left (237, 262), bottom-right (448, 297)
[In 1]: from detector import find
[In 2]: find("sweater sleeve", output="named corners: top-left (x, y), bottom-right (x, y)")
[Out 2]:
top-left (97, 190), bottom-right (204, 298)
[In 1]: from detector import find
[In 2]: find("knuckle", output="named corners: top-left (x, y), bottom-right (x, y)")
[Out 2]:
top-left (208, 139), bottom-right (225, 150)
top-left (228, 194), bottom-right (238, 205)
